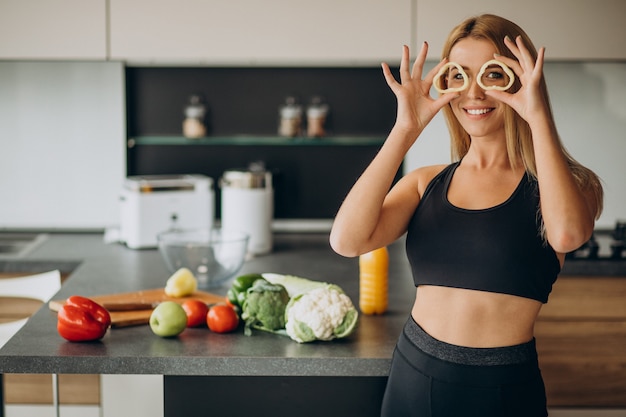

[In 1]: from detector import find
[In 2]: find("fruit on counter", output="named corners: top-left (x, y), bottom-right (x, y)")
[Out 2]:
top-left (164, 268), bottom-right (198, 297)
top-left (57, 295), bottom-right (111, 342)
top-left (358, 247), bottom-right (389, 315)
top-left (241, 278), bottom-right (290, 336)
top-left (149, 301), bottom-right (188, 337)
top-left (226, 273), bottom-right (264, 309)
top-left (262, 273), bottom-right (359, 343)
top-left (181, 299), bottom-right (209, 328)
top-left (206, 304), bottom-right (239, 333)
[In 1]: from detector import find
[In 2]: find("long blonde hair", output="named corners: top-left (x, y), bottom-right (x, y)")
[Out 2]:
top-left (441, 14), bottom-right (603, 219)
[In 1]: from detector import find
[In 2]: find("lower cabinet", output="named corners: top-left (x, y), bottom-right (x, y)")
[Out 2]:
top-left (3, 374), bottom-right (163, 417)
top-left (101, 375), bottom-right (163, 417)
top-left (3, 374), bottom-right (100, 417)
top-left (536, 276), bottom-right (626, 407)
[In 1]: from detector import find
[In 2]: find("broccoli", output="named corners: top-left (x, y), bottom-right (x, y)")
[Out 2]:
top-left (241, 278), bottom-right (290, 336)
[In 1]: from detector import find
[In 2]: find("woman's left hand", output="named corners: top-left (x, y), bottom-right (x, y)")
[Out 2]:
top-left (485, 36), bottom-right (549, 123)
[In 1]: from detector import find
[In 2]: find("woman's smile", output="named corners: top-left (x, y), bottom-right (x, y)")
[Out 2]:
top-left (464, 107), bottom-right (495, 116)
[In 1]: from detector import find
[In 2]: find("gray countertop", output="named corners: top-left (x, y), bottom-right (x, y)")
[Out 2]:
top-left (0, 233), bottom-right (416, 377)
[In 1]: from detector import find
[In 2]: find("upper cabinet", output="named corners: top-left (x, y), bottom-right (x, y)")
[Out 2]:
top-left (416, 0), bottom-right (626, 60)
top-left (0, 0), bottom-right (107, 60)
top-left (109, 0), bottom-right (413, 65)
top-left (3, 0), bottom-right (623, 62)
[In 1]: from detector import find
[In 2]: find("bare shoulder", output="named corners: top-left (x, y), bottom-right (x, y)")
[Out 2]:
top-left (404, 163), bottom-right (449, 196)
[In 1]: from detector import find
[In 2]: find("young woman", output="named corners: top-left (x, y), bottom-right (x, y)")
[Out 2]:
top-left (330, 14), bottom-right (603, 417)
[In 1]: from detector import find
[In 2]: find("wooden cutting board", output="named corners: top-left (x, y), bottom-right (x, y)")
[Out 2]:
top-left (49, 288), bottom-right (226, 327)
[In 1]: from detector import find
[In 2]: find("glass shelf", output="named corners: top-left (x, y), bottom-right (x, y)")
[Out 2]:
top-left (129, 135), bottom-right (386, 147)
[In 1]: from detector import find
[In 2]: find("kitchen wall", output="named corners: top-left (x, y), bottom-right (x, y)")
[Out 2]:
top-left (0, 61), bottom-right (125, 230)
top-left (0, 61), bottom-right (624, 229)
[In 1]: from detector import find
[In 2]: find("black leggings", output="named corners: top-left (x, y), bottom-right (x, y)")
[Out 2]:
top-left (380, 317), bottom-right (548, 417)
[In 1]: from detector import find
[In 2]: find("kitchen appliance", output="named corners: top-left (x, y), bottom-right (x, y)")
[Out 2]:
top-left (220, 165), bottom-right (273, 255)
top-left (119, 175), bottom-right (214, 249)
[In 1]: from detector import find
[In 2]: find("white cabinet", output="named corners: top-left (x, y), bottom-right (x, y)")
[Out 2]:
top-left (101, 375), bottom-right (163, 417)
top-left (0, 0), bottom-right (107, 60)
top-left (109, 0), bottom-right (413, 65)
top-left (416, 0), bottom-right (626, 60)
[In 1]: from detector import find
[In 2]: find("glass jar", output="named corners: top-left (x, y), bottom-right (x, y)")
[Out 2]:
top-left (183, 94), bottom-right (207, 139)
top-left (278, 96), bottom-right (302, 138)
top-left (306, 96), bottom-right (329, 138)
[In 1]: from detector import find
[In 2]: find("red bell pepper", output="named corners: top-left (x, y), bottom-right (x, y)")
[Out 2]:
top-left (57, 295), bottom-right (111, 342)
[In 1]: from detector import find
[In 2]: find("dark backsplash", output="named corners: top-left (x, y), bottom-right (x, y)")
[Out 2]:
top-left (125, 66), bottom-right (398, 137)
top-left (125, 66), bottom-right (401, 219)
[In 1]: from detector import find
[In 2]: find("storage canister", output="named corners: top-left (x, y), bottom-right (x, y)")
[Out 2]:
top-left (220, 167), bottom-right (273, 255)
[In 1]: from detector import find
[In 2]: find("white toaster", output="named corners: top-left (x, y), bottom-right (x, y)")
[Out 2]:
top-left (119, 175), bottom-right (214, 249)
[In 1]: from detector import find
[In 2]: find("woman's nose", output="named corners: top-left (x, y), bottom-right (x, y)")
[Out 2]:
top-left (466, 77), bottom-right (485, 99)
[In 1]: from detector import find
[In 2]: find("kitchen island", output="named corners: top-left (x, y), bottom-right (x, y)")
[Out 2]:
top-left (1, 232), bottom-right (625, 414)
top-left (0, 233), bottom-right (416, 416)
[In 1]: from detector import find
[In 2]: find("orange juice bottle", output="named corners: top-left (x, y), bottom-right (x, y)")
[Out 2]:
top-left (359, 246), bottom-right (388, 315)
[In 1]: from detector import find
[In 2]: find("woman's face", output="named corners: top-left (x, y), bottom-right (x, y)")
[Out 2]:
top-left (447, 37), bottom-right (507, 140)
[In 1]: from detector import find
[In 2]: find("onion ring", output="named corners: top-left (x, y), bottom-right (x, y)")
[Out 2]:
top-left (433, 62), bottom-right (468, 94)
top-left (476, 59), bottom-right (515, 91)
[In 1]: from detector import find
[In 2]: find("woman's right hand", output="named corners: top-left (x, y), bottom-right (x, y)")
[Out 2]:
top-left (381, 42), bottom-right (457, 139)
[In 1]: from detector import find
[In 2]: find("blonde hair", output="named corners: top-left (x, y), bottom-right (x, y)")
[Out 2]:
top-left (441, 14), bottom-right (603, 219)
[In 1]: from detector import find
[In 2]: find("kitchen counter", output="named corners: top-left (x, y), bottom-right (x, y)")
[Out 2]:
top-left (0, 233), bottom-right (414, 376)
top-left (0, 233), bottom-right (416, 416)
top-left (1, 232), bottom-right (625, 414)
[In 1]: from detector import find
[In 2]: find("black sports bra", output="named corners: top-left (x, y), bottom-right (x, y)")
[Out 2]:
top-left (405, 162), bottom-right (561, 303)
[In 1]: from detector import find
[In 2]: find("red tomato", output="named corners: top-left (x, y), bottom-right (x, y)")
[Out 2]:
top-left (207, 304), bottom-right (239, 333)
top-left (181, 299), bottom-right (209, 328)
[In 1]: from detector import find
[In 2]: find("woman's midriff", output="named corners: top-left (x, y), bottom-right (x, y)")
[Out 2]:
top-left (411, 285), bottom-right (543, 348)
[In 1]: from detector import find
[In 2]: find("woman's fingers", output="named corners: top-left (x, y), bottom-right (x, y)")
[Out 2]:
top-left (411, 42), bottom-right (429, 80)
top-left (381, 62), bottom-right (400, 90)
top-left (399, 45), bottom-right (412, 82)
top-left (533, 46), bottom-right (546, 79)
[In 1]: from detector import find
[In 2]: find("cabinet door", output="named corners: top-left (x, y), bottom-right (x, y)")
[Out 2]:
top-left (0, 0), bottom-right (106, 60)
top-left (109, 0), bottom-right (412, 65)
top-left (416, 0), bottom-right (626, 60)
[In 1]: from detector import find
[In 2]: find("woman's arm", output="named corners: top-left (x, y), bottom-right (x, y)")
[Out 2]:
top-left (330, 43), bottom-right (456, 257)
top-left (488, 36), bottom-right (597, 253)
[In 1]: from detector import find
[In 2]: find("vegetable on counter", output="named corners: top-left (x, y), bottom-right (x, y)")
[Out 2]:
top-left (164, 267), bottom-right (198, 297)
top-left (207, 304), bottom-right (240, 333)
top-left (263, 273), bottom-right (359, 343)
top-left (241, 278), bottom-right (290, 336)
top-left (57, 295), bottom-right (111, 342)
top-left (226, 273), bottom-right (264, 309)
top-left (227, 272), bottom-right (359, 343)
top-left (182, 299), bottom-right (210, 328)
top-left (285, 286), bottom-right (358, 343)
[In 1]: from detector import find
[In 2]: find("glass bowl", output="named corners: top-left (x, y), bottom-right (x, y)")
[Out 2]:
top-left (157, 228), bottom-right (249, 289)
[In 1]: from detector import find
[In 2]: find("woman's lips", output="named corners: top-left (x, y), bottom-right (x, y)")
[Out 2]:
top-left (465, 108), bottom-right (494, 116)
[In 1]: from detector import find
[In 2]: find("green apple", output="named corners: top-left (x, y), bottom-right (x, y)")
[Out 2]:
top-left (149, 301), bottom-right (188, 337)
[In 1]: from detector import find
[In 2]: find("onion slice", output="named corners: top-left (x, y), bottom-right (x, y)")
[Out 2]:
top-left (476, 59), bottom-right (515, 91)
top-left (433, 62), bottom-right (468, 94)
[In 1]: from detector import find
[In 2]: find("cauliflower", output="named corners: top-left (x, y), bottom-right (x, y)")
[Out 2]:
top-left (285, 286), bottom-right (359, 343)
